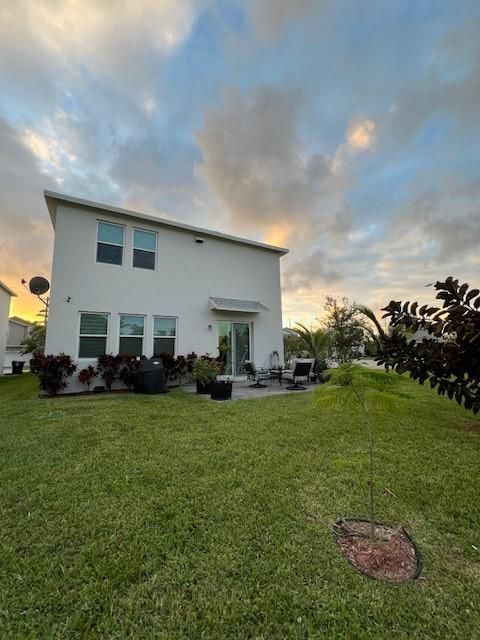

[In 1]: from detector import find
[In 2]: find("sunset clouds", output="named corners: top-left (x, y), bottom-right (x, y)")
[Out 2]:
top-left (0, 1), bottom-right (479, 323)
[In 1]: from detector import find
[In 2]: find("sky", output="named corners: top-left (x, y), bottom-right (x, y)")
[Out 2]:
top-left (1, 0), bottom-right (479, 325)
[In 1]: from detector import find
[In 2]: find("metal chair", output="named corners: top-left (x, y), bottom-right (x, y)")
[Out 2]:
top-left (244, 361), bottom-right (271, 388)
top-left (282, 360), bottom-right (314, 390)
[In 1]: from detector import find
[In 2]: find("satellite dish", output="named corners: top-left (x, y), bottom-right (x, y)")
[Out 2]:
top-left (29, 276), bottom-right (50, 296)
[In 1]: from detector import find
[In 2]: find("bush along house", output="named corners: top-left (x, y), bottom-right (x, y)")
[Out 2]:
top-left (43, 191), bottom-right (288, 393)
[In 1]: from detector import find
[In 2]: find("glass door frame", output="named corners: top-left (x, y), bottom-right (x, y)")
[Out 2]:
top-left (217, 320), bottom-right (253, 376)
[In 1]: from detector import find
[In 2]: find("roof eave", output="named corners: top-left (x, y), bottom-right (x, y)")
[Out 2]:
top-left (43, 190), bottom-right (289, 256)
top-left (0, 281), bottom-right (17, 297)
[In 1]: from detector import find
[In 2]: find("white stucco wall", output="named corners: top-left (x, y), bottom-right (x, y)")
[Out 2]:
top-left (45, 203), bottom-right (285, 391)
top-left (0, 288), bottom-right (12, 375)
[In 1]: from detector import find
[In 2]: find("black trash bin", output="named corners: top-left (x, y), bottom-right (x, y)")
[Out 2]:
top-left (134, 357), bottom-right (168, 394)
top-left (12, 361), bottom-right (25, 375)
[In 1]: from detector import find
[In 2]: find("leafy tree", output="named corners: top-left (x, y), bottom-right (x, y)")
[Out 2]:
top-left (316, 365), bottom-right (402, 541)
top-left (293, 323), bottom-right (331, 373)
top-left (378, 276), bottom-right (480, 414)
top-left (283, 332), bottom-right (305, 365)
top-left (323, 296), bottom-right (365, 363)
top-left (20, 323), bottom-right (46, 355)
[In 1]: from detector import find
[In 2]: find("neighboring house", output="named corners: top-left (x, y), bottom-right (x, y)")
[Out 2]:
top-left (0, 281), bottom-right (17, 375)
top-left (44, 191), bottom-right (288, 392)
top-left (4, 317), bottom-right (34, 372)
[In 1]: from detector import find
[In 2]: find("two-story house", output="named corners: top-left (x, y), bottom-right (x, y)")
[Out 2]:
top-left (44, 191), bottom-right (288, 391)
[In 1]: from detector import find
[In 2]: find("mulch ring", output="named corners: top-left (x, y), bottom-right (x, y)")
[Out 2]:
top-left (334, 518), bottom-right (421, 583)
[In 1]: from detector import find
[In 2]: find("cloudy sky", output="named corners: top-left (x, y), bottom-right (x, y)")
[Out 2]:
top-left (1, 1), bottom-right (479, 324)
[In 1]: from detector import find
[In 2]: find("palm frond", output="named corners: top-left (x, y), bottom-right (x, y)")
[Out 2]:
top-left (357, 305), bottom-right (387, 340)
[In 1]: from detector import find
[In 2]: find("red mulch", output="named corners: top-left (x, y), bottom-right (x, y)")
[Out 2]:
top-left (335, 520), bottom-right (420, 582)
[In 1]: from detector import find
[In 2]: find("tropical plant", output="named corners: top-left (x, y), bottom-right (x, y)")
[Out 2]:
top-left (97, 354), bottom-right (122, 392)
top-left (378, 276), bottom-right (480, 414)
top-left (293, 323), bottom-right (331, 373)
top-left (78, 365), bottom-right (96, 391)
top-left (357, 305), bottom-right (390, 369)
top-left (192, 357), bottom-right (221, 382)
top-left (30, 353), bottom-right (77, 395)
top-left (323, 296), bottom-right (365, 363)
top-left (316, 364), bottom-right (402, 541)
top-left (20, 323), bottom-right (46, 356)
top-left (118, 355), bottom-right (140, 389)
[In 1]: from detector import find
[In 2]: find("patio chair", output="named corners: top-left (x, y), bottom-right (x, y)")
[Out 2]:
top-left (282, 359), bottom-right (314, 391)
top-left (244, 361), bottom-right (271, 388)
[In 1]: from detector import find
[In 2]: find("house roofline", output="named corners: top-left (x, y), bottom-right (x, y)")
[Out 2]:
top-left (44, 190), bottom-right (289, 256)
top-left (0, 280), bottom-right (17, 297)
top-left (9, 316), bottom-right (33, 326)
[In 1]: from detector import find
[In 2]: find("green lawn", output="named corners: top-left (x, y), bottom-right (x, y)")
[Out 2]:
top-left (0, 374), bottom-right (479, 639)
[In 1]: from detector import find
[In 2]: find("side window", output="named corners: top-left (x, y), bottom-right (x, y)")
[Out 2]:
top-left (153, 317), bottom-right (177, 356)
top-left (79, 313), bottom-right (108, 357)
top-left (97, 222), bottom-right (124, 265)
top-left (119, 315), bottom-right (145, 356)
top-left (133, 229), bottom-right (156, 270)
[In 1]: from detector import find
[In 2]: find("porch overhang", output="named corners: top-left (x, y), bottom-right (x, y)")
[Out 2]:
top-left (209, 296), bottom-right (269, 313)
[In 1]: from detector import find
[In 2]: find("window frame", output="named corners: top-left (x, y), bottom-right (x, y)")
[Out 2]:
top-left (132, 227), bottom-right (157, 271)
top-left (96, 220), bottom-right (125, 267)
top-left (153, 316), bottom-right (177, 357)
top-left (78, 312), bottom-right (109, 360)
top-left (118, 313), bottom-right (146, 356)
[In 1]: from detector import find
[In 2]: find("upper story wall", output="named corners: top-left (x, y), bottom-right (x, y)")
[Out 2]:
top-left (49, 203), bottom-right (283, 315)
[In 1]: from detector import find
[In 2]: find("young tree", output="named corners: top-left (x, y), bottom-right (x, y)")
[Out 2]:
top-left (378, 277), bottom-right (480, 414)
top-left (323, 296), bottom-right (365, 363)
top-left (316, 365), bottom-right (401, 541)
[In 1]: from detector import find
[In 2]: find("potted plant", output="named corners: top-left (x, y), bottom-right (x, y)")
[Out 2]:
top-left (192, 357), bottom-right (220, 394)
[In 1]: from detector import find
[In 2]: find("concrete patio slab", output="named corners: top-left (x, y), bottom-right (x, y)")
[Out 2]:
top-left (183, 379), bottom-right (318, 401)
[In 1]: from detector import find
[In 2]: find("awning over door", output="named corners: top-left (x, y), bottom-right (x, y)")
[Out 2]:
top-left (209, 296), bottom-right (269, 313)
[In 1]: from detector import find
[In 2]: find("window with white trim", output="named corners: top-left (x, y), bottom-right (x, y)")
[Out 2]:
top-left (119, 315), bottom-right (145, 356)
top-left (133, 228), bottom-right (156, 270)
top-left (79, 313), bottom-right (108, 358)
top-left (153, 317), bottom-right (177, 356)
top-left (97, 221), bottom-right (124, 265)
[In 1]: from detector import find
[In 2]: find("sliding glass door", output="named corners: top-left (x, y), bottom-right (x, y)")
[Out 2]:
top-left (218, 322), bottom-right (251, 375)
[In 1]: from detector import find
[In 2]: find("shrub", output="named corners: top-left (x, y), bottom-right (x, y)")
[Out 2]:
top-left (31, 353), bottom-right (77, 395)
top-left (158, 352), bottom-right (197, 384)
top-left (78, 365), bottom-right (96, 391)
top-left (97, 354), bottom-right (122, 391)
top-left (118, 355), bottom-right (140, 389)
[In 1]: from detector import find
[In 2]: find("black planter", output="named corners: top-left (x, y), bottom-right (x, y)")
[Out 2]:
top-left (210, 381), bottom-right (232, 401)
top-left (196, 380), bottom-right (212, 394)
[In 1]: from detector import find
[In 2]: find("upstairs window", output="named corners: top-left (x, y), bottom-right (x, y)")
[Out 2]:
top-left (119, 315), bottom-right (145, 356)
top-left (153, 317), bottom-right (177, 356)
top-left (79, 313), bottom-right (108, 358)
top-left (97, 222), bottom-right (124, 265)
top-left (133, 229), bottom-right (156, 270)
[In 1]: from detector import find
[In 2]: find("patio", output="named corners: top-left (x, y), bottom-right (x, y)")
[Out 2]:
top-left (183, 377), bottom-right (318, 400)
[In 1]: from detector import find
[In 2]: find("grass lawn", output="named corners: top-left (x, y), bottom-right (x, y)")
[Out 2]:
top-left (0, 373), bottom-right (479, 639)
